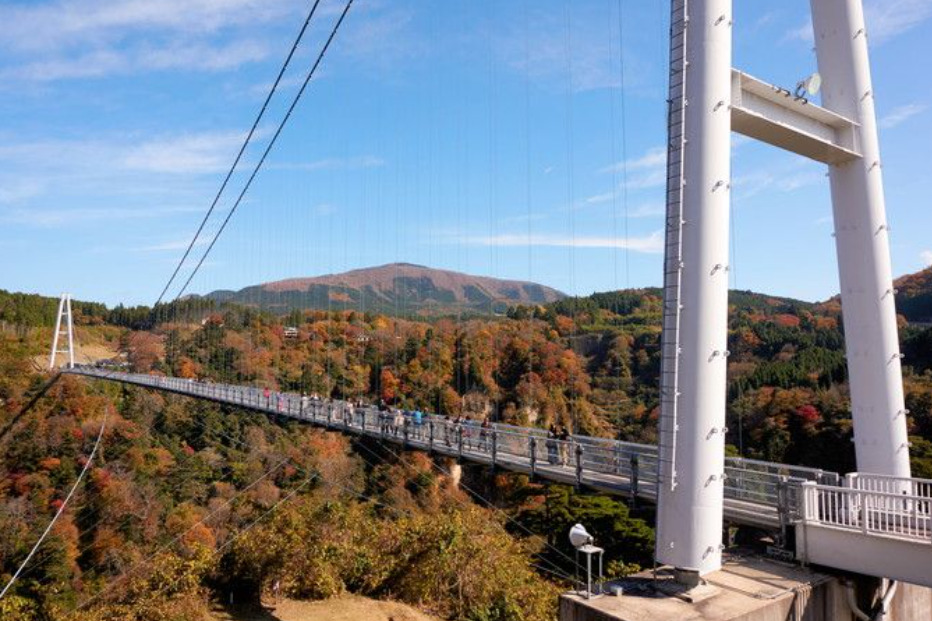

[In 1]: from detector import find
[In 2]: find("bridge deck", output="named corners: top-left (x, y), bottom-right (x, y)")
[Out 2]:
top-left (65, 366), bottom-right (833, 531)
top-left (65, 367), bottom-right (932, 587)
top-left (796, 481), bottom-right (932, 587)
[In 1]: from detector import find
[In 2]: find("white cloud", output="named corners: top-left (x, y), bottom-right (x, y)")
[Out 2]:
top-left (500, 212), bottom-right (548, 225)
top-left (599, 146), bottom-right (665, 175)
top-left (10, 50), bottom-right (127, 81)
top-left (314, 203), bottom-right (337, 217)
top-left (0, 0), bottom-right (295, 53)
top-left (732, 159), bottom-right (824, 201)
top-left (779, 171), bottom-right (824, 192)
top-left (248, 74), bottom-right (307, 97)
top-left (595, 146), bottom-right (667, 191)
top-left (0, 130), bottom-right (375, 183)
top-left (492, 3), bottom-right (660, 94)
top-left (0, 180), bottom-right (43, 204)
top-left (0, 205), bottom-right (202, 227)
top-left (783, 21), bottom-right (813, 44)
top-left (0, 130), bottom-right (253, 176)
top-left (880, 103), bottom-right (927, 129)
top-left (628, 203), bottom-right (665, 218)
top-left (584, 191), bottom-right (615, 205)
top-left (4, 39), bottom-right (270, 82)
top-left (584, 200), bottom-right (665, 217)
top-left (467, 231), bottom-right (664, 254)
top-left (138, 236), bottom-right (209, 252)
top-left (0, 0), bottom-right (293, 81)
top-left (626, 168), bottom-right (666, 190)
top-left (335, 4), bottom-right (423, 71)
top-left (270, 156), bottom-right (386, 172)
top-left (123, 131), bottom-right (251, 174)
top-left (921, 250), bottom-right (932, 266)
top-left (141, 39), bottom-right (269, 72)
top-left (785, 0), bottom-right (932, 46)
top-left (865, 0), bottom-right (932, 42)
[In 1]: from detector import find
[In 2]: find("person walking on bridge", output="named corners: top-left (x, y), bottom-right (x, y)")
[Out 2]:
top-left (398, 409), bottom-right (406, 436)
top-left (558, 426), bottom-right (570, 467)
top-left (478, 418), bottom-right (491, 452)
top-left (547, 424), bottom-right (559, 465)
top-left (378, 402), bottom-right (390, 435)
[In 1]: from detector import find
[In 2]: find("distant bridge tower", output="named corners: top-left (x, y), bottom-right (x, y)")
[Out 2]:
top-left (49, 293), bottom-right (75, 370)
top-left (656, 0), bottom-right (910, 583)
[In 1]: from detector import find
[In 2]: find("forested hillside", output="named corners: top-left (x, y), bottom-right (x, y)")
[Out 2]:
top-left (896, 265), bottom-right (932, 323)
top-left (2, 269), bottom-right (932, 619)
top-left (0, 302), bottom-right (650, 621)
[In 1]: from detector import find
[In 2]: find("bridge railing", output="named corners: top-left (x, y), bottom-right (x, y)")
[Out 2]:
top-left (723, 457), bottom-right (838, 507)
top-left (799, 481), bottom-right (932, 541)
top-left (65, 366), bottom-right (842, 515)
top-left (845, 472), bottom-right (932, 499)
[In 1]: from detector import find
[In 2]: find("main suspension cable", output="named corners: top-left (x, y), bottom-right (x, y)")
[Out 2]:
top-left (0, 410), bottom-right (108, 600)
top-left (154, 0), bottom-right (324, 306)
top-left (173, 0), bottom-right (355, 302)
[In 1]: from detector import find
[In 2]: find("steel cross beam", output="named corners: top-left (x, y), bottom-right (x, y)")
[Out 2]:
top-left (730, 69), bottom-right (861, 165)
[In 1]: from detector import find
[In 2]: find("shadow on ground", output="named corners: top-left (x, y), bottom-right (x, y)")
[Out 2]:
top-left (212, 602), bottom-right (281, 621)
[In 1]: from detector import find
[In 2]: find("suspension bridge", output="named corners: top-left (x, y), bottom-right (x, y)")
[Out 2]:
top-left (60, 364), bottom-right (932, 591)
top-left (19, 0), bottom-right (932, 617)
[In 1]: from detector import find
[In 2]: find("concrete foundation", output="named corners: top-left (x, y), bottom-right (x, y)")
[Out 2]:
top-left (560, 553), bottom-right (932, 621)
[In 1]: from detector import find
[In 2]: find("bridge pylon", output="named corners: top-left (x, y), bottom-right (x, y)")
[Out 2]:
top-left (49, 293), bottom-right (75, 370)
top-left (656, 0), bottom-right (910, 584)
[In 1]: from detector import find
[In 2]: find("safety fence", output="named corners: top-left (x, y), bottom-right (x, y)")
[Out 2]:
top-left (64, 367), bottom-right (851, 524)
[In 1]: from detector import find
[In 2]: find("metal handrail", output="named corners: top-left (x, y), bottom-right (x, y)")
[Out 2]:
top-left (66, 366), bottom-right (880, 530)
top-left (799, 482), bottom-right (932, 541)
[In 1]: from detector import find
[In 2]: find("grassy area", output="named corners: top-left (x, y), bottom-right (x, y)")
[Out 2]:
top-left (210, 596), bottom-right (439, 621)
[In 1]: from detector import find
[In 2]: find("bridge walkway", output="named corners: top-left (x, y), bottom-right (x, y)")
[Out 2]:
top-left (65, 366), bottom-right (835, 530)
top-left (65, 367), bottom-right (932, 587)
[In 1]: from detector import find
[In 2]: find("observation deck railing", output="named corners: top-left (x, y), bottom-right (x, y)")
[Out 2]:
top-left (800, 480), bottom-right (932, 542)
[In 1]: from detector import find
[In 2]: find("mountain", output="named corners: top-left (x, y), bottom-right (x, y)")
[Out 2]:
top-left (896, 265), bottom-right (932, 323)
top-left (204, 263), bottom-right (566, 316)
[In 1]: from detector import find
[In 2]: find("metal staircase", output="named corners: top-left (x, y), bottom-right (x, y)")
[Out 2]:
top-left (658, 0), bottom-right (688, 492)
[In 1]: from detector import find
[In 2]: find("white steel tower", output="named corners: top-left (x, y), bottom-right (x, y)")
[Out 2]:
top-left (810, 1), bottom-right (911, 479)
top-left (655, 0), bottom-right (910, 581)
top-left (49, 293), bottom-right (75, 370)
top-left (656, 0), bottom-right (732, 580)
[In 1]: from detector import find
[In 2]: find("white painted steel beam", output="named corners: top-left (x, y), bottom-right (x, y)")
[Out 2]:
top-left (49, 295), bottom-right (65, 371)
top-left (65, 294), bottom-right (74, 369)
top-left (48, 293), bottom-right (75, 370)
top-left (797, 524), bottom-right (932, 588)
top-left (730, 70), bottom-right (861, 164)
top-left (811, 0), bottom-right (911, 478)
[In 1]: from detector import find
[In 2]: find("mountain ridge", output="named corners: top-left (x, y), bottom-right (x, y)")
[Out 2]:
top-left (204, 262), bottom-right (566, 316)
top-left (198, 262), bottom-right (932, 320)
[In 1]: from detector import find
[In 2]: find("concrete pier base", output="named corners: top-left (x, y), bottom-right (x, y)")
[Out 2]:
top-left (560, 553), bottom-right (932, 621)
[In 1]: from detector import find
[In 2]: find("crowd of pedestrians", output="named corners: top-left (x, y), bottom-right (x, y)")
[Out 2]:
top-left (252, 386), bottom-right (578, 469)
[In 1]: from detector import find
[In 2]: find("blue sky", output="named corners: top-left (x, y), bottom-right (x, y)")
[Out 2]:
top-left (1, 0), bottom-right (930, 307)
